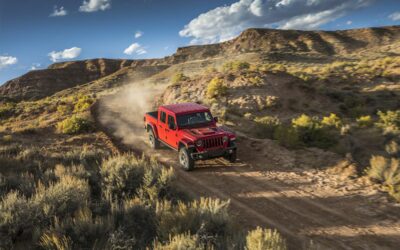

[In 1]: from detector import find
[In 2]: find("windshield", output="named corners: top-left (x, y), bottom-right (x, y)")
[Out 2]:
top-left (177, 111), bottom-right (213, 128)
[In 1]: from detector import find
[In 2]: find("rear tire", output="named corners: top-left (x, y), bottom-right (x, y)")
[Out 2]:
top-left (148, 128), bottom-right (159, 149)
top-left (179, 147), bottom-right (195, 171)
top-left (224, 150), bottom-right (237, 163)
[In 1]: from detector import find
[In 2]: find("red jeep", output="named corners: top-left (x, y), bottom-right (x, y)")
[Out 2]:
top-left (144, 103), bottom-right (237, 170)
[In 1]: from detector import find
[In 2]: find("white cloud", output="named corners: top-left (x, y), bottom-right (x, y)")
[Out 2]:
top-left (0, 56), bottom-right (18, 69)
top-left (30, 63), bottom-right (41, 70)
top-left (135, 31), bottom-right (143, 38)
top-left (346, 20), bottom-right (352, 25)
top-left (79, 0), bottom-right (111, 12)
top-left (50, 6), bottom-right (67, 17)
top-left (389, 11), bottom-right (400, 21)
top-left (123, 43), bottom-right (147, 55)
top-left (48, 47), bottom-right (82, 62)
top-left (179, 0), bottom-right (372, 44)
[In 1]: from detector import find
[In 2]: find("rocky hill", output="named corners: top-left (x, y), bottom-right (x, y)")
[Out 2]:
top-left (1, 26), bottom-right (399, 101)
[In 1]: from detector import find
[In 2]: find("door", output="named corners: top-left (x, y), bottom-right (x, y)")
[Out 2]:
top-left (158, 110), bottom-right (167, 143)
top-left (166, 114), bottom-right (178, 149)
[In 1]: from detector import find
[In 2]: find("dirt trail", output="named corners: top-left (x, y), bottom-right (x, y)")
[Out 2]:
top-left (92, 92), bottom-right (400, 250)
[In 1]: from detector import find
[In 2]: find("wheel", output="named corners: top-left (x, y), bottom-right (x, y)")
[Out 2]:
top-left (224, 150), bottom-right (237, 163)
top-left (179, 147), bottom-right (195, 171)
top-left (148, 128), bottom-right (159, 149)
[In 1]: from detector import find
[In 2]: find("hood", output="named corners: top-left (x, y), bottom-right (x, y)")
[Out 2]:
top-left (187, 127), bottom-right (218, 136)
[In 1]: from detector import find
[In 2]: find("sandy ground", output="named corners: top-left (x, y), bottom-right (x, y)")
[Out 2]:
top-left (92, 90), bottom-right (400, 250)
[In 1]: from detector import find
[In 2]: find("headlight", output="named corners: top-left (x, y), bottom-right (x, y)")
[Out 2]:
top-left (223, 136), bottom-right (228, 143)
top-left (195, 140), bottom-right (203, 147)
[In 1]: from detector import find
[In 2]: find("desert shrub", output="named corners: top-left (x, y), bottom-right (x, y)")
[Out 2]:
top-left (107, 229), bottom-right (136, 250)
top-left (246, 227), bottom-right (287, 250)
top-left (112, 198), bottom-right (157, 248)
top-left (265, 96), bottom-right (280, 109)
top-left (0, 102), bottom-right (16, 118)
top-left (254, 116), bottom-right (281, 139)
top-left (57, 104), bottom-right (73, 115)
top-left (248, 76), bottom-right (262, 86)
top-left (367, 155), bottom-right (400, 202)
top-left (57, 115), bottom-right (92, 134)
top-left (39, 232), bottom-right (73, 250)
top-left (386, 140), bottom-right (400, 157)
top-left (0, 191), bottom-right (34, 246)
top-left (357, 115), bottom-right (373, 128)
top-left (42, 207), bottom-right (112, 249)
top-left (101, 154), bottom-right (146, 200)
top-left (2, 135), bottom-right (12, 143)
top-left (154, 233), bottom-right (204, 250)
top-left (273, 126), bottom-right (301, 149)
top-left (376, 110), bottom-right (400, 133)
top-left (223, 61), bottom-right (250, 72)
top-left (207, 78), bottom-right (227, 99)
top-left (291, 114), bottom-right (337, 149)
top-left (321, 113), bottom-right (342, 129)
top-left (172, 73), bottom-right (188, 84)
top-left (33, 175), bottom-right (90, 223)
top-left (156, 198), bottom-right (231, 245)
top-left (74, 95), bottom-right (94, 112)
top-left (138, 165), bottom-right (176, 201)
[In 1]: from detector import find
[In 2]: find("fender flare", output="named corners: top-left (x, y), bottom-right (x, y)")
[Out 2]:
top-left (146, 123), bottom-right (158, 138)
top-left (179, 138), bottom-right (194, 149)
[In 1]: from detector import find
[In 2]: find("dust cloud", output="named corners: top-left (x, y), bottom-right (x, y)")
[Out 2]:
top-left (98, 80), bottom-right (167, 148)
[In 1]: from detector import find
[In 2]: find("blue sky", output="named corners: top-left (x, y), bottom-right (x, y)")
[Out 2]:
top-left (0, 0), bottom-right (399, 84)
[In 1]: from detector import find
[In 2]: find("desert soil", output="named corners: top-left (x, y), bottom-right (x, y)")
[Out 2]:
top-left (93, 91), bottom-right (400, 250)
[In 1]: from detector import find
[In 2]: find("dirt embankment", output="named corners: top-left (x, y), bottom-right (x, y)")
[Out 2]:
top-left (91, 84), bottom-right (400, 250)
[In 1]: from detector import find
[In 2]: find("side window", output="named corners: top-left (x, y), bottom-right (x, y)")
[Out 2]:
top-left (168, 115), bottom-right (176, 130)
top-left (160, 111), bottom-right (166, 123)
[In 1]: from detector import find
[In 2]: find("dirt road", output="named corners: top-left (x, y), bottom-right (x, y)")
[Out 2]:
top-left (92, 92), bottom-right (400, 250)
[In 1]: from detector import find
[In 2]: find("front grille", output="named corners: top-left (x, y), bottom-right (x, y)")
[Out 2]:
top-left (203, 137), bottom-right (223, 148)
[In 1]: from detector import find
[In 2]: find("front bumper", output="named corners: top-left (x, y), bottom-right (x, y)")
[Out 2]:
top-left (190, 146), bottom-right (236, 160)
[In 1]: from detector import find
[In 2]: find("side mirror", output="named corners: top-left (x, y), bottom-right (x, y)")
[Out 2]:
top-left (214, 117), bottom-right (219, 123)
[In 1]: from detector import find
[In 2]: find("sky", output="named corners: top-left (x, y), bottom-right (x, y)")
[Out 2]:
top-left (0, 0), bottom-right (399, 84)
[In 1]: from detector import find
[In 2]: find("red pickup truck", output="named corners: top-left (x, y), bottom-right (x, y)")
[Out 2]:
top-left (144, 103), bottom-right (236, 170)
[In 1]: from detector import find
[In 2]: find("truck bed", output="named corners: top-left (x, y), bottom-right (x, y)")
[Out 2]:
top-left (146, 111), bottom-right (158, 119)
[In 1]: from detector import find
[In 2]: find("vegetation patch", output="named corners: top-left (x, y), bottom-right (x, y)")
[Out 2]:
top-left (57, 115), bottom-right (92, 134)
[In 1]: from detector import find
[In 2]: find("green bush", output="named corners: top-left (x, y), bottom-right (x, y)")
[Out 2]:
top-left (57, 104), bottom-right (73, 115)
top-left (207, 77), bottom-right (227, 99)
top-left (172, 73), bottom-right (188, 84)
top-left (273, 126), bottom-right (301, 149)
top-left (356, 115), bottom-right (373, 128)
top-left (367, 155), bottom-right (400, 202)
top-left (321, 113), bottom-right (342, 129)
top-left (246, 227), bottom-right (287, 250)
top-left (57, 115), bottom-right (92, 134)
top-left (376, 110), bottom-right (400, 133)
top-left (74, 95), bottom-right (94, 113)
top-left (254, 116), bottom-right (281, 139)
top-left (291, 114), bottom-right (337, 149)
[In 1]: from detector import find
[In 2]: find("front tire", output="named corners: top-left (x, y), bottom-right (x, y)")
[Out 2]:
top-left (179, 147), bottom-right (195, 171)
top-left (148, 128), bottom-right (159, 149)
top-left (224, 150), bottom-right (237, 163)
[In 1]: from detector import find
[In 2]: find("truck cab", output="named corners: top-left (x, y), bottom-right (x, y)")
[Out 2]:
top-left (144, 103), bottom-right (237, 170)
